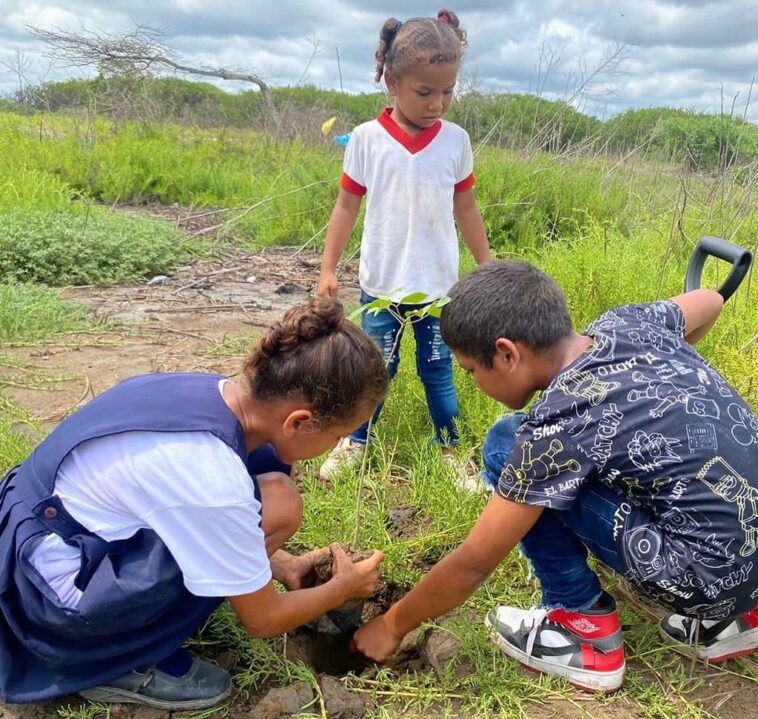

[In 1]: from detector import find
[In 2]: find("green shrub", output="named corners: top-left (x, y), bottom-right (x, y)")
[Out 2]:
top-left (0, 209), bottom-right (183, 285)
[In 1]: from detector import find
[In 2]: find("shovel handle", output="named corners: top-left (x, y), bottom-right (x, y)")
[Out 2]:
top-left (684, 236), bottom-right (752, 302)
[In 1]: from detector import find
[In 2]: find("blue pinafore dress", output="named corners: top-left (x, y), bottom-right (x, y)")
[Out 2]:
top-left (0, 373), bottom-right (289, 703)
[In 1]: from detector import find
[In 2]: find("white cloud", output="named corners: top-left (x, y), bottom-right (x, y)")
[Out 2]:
top-left (0, 0), bottom-right (755, 121)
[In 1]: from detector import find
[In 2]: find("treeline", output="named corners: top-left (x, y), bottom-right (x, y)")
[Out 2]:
top-left (8, 76), bottom-right (758, 171)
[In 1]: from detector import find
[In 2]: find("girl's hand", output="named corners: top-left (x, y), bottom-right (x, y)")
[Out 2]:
top-left (329, 543), bottom-right (383, 600)
top-left (352, 614), bottom-right (403, 663)
top-left (274, 548), bottom-right (330, 591)
top-left (317, 270), bottom-right (339, 298)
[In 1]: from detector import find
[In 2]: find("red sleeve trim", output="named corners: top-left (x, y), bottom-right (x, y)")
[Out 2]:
top-left (454, 173), bottom-right (476, 193)
top-left (340, 172), bottom-right (367, 196)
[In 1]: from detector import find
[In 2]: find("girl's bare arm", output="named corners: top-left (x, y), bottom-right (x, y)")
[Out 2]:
top-left (454, 189), bottom-right (490, 265)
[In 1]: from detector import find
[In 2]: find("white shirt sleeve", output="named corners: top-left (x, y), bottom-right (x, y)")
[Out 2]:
top-left (456, 130), bottom-right (474, 183)
top-left (342, 125), bottom-right (366, 188)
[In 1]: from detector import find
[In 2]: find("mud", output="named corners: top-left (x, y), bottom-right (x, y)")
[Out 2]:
top-left (1, 245), bottom-right (359, 429)
top-left (385, 504), bottom-right (430, 540)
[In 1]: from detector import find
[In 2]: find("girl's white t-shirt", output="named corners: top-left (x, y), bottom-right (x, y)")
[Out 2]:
top-left (341, 109), bottom-right (475, 302)
top-left (28, 383), bottom-right (271, 608)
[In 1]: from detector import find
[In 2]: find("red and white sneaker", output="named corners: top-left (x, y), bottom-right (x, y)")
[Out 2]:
top-left (485, 591), bottom-right (625, 692)
top-left (659, 608), bottom-right (758, 662)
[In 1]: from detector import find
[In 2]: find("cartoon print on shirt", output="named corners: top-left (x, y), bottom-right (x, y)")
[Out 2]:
top-left (564, 402), bottom-right (593, 437)
top-left (696, 457), bottom-right (758, 557)
top-left (712, 372), bottom-right (734, 398)
top-left (587, 331), bottom-right (617, 363)
top-left (627, 371), bottom-right (720, 419)
top-left (622, 475), bottom-right (668, 508)
top-left (628, 430), bottom-right (683, 472)
top-left (516, 439), bottom-right (582, 481)
top-left (623, 525), bottom-right (666, 581)
top-left (659, 505), bottom-right (711, 536)
top-left (553, 368), bottom-right (621, 407)
top-left (686, 424), bottom-right (718, 452)
top-left (499, 439), bottom-right (582, 504)
top-left (727, 402), bottom-right (758, 447)
top-left (680, 562), bottom-right (753, 600)
top-left (684, 598), bottom-right (738, 620)
top-left (627, 327), bottom-right (680, 355)
top-left (692, 534), bottom-right (736, 570)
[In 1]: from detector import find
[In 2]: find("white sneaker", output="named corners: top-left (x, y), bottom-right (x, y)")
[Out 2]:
top-left (441, 452), bottom-right (484, 494)
top-left (485, 591), bottom-right (626, 693)
top-left (659, 608), bottom-right (758, 662)
top-left (318, 437), bottom-right (365, 481)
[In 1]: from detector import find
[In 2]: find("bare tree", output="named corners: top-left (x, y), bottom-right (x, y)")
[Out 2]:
top-left (28, 24), bottom-right (275, 117)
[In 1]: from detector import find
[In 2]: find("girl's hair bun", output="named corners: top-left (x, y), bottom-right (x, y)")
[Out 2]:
top-left (437, 9), bottom-right (460, 28)
top-left (258, 298), bottom-right (344, 358)
top-left (243, 298), bottom-right (388, 427)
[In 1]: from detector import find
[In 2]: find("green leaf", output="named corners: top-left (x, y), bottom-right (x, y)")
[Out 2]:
top-left (399, 291), bottom-right (428, 305)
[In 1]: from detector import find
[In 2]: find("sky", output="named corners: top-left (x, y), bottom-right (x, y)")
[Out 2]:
top-left (1, 0), bottom-right (757, 122)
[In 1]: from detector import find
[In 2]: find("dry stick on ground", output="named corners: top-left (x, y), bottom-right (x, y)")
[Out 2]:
top-left (170, 266), bottom-right (247, 295)
top-left (40, 374), bottom-right (93, 423)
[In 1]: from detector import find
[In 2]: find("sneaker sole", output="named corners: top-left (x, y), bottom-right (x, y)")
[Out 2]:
top-left (659, 624), bottom-right (758, 663)
top-left (485, 614), bottom-right (625, 693)
top-left (79, 685), bottom-right (230, 710)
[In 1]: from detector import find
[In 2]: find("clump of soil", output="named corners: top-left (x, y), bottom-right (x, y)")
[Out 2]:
top-left (246, 676), bottom-right (369, 719)
top-left (385, 504), bottom-right (430, 541)
top-left (286, 544), bottom-right (408, 675)
top-left (312, 544), bottom-right (374, 635)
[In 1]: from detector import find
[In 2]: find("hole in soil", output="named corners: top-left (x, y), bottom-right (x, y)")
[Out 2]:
top-left (286, 581), bottom-right (410, 676)
top-left (287, 627), bottom-right (368, 675)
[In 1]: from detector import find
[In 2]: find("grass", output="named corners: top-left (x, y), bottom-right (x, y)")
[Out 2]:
top-left (0, 107), bottom-right (756, 718)
top-left (0, 282), bottom-right (92, 343)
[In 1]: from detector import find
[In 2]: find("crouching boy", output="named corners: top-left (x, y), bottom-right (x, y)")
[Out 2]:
top-left (353, 260), bottom-right (757, 692)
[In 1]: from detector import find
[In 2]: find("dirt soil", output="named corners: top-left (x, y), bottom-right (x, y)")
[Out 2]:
top-left (3, 243), bottom-right (360, 431)
top-left (1, 208), bottom-right (756, 718)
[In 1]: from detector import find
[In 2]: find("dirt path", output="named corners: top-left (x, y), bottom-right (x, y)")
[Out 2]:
top-left (4, 246), bottom-right (360, 430)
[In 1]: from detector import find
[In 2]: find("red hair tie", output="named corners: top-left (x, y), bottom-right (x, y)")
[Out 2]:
top-left (437, 12), bottom-right (449, 24)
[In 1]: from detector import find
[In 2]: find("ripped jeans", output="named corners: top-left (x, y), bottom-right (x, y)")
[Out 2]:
top-left (350, 291), bottom-right (459, 446)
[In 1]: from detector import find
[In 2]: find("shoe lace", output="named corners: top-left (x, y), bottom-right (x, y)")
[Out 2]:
top-left (522, 607), bottom-right (549, 658)
top-left (687, 617), bottom-right (701, 647)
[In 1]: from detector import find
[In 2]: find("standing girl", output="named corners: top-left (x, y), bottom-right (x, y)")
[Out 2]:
top-left (0, 299), bottom-right (386, 710)
top-left (318, 9), bottom-right (490, 487)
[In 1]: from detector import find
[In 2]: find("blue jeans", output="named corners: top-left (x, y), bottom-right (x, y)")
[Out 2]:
top-left (483, 414), bottom-right (623, 610)
top-left (350, 292), bottom-right (459, 446)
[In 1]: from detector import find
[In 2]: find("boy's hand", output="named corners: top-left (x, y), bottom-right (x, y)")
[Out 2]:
top-left (317, 270), bottom-right (339, 298)
top-left (352, 614), bottom-right (403, 663)
top-left (329, 543), bottom-right (383, 601)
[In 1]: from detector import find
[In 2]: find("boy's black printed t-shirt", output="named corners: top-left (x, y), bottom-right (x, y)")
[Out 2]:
top-left (497, 301), bottom-right (758, 613)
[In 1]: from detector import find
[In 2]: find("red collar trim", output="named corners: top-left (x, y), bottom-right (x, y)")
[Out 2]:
top-left (376, 108), bottom-right (442, 154)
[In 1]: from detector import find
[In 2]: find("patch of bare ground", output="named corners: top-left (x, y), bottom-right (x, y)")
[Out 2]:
top-left (2, 245), bottom-right (359, 429)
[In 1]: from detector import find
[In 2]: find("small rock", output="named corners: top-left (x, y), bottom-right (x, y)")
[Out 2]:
top-left (421, 626), bottom-right (462, 678)
top-left (146, 275), bottom-right (169, 286)
top-left (246, 275), bottom-right (257, 284)
top-left (217, 650), bottom-right (237, 671)
top-left (250, 682), bottom-right (315, 718)
top-left (319, 676), bottom-right (369, 719)
top-left (275, 282), bottom-right (308, 295)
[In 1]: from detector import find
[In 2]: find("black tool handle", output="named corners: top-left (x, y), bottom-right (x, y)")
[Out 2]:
top-left (684, 236), bottom-right (752, 302)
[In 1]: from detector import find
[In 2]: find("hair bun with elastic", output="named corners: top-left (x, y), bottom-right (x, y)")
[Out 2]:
top-left (437, 9), bottom-right (460, 28)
